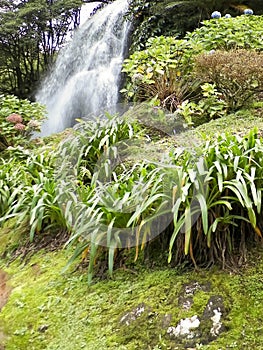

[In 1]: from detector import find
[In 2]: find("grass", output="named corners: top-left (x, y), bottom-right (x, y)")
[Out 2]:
top-left (1, 244), bottom-right (263, 349)
top-left (173, 108), bottom-right (263, 145)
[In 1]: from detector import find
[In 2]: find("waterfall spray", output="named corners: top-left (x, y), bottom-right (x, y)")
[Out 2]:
top-left (36, 0), bottom-right (130, 136)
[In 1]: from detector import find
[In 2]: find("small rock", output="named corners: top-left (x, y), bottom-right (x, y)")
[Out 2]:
top-left (202, 295), bottom-right (226, 339)
top-left (202, 295), bottom-right (225, 319)
top-left (120, 303), bottom-right (146, 326)
top-left (167, 315), bottom-right (200, 339)
top-left (38, 324), bottom-right (49, 333)
top-left (178, 281), bottom-right (211, 310)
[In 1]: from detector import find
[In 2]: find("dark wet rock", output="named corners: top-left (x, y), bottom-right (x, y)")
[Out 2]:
top-left (167, 292), bottom-right (227, 347)
top-left (178, 297), bottom-right (193, 311)
top-left (178, 281), bottom-right (211, 310)
top-left (201, 295), bottom-right (226, 341)
top-left (38, 324), bottom-right (49, 333)
top-left (120, 283), bottom-right (227, 348)
top-left (120, 303), bottom-right (148, 326)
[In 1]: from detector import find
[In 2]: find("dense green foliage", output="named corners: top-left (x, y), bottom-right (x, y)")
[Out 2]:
top-left (121, 36), bottom-right (198, 109)
top-left (0, 148), bottom-right (68, 242)
top-left (186, 13), bottom-right (263, 50)
top-left (0, 115), bottom-right (142, 249)
top-left (1, 113), bottom-right (263, 283)
top-left (122, 15), bottom-right (263, 115)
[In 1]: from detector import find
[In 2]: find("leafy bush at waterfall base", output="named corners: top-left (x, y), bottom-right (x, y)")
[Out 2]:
top-left (121, 36), bottom-right (198, 110)
top-left (63, 126), bottom-right (263, 282)
top-left (0, 94), bottom-right (46, 148)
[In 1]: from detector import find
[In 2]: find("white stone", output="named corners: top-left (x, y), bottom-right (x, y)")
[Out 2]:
top-left (135, 306), bottom-right (145, 317)
top-left (210, 309), bottom-right (222, 337)
top-left (167, 315), bottom-right (200, 339)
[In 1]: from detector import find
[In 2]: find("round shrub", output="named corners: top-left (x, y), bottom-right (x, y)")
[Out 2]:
top-left (194, 49), bottom-right (263, 110)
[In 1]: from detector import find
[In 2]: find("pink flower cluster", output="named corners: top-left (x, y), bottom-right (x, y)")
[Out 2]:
top-left (6, 113), bottom-right (25, 132)
top-left (6, 113), bottom-right (23, 124)
top-left (14, 123), bottom-right (25, 130)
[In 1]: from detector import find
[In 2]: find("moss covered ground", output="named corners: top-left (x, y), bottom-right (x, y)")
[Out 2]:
top-left (0, 244), bottom-right (263, 349)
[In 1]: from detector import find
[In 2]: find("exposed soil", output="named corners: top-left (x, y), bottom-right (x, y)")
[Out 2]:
top-left (0, 270), bottom-right (11, 350)
top-left (0, 270), bottom-right (11, 312)
top-left (6, 229), bottom-right (69, 265)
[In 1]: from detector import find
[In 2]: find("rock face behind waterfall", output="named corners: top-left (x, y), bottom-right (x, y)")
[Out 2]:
top-left (36, 0), bottom-right (130, 136)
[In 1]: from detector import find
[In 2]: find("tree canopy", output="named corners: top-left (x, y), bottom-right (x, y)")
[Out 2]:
top-left (0, 0), bottom-right (84, 98)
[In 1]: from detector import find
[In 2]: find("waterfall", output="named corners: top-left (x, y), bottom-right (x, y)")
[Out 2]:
top-left (36, 0), bottom-right (130, 136)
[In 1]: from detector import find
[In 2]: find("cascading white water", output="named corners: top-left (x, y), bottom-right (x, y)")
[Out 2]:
top-left (36, 0), bottom-right (130, 136)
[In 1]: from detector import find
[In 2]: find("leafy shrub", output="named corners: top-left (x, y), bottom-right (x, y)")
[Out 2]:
top-left (58, 113), bottom-right (143, 185)
top-left (186, 15), bottom-right (263, 51)
top-left (0, 115), bottom-right (144, 257)
top-left (121, 36), bottom-right (198, 109)
top-left (0, 148), bottom-right (69, 242)
top-left (0, 94), bottom-right (46, 147)
top-left (176, 83), bottom-right (227, 126)
top-left (64, 125), bottom-right (263, 282)
top-left (65, 162), bottom-right (168, 284)
top-left (0, 157), bottom-right (25, 219)
top-left (122, 15), bottom-right (263, 107)
top-left (194, 49), bottom-right (263, 110)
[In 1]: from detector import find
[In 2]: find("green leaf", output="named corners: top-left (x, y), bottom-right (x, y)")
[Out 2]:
top-left (195, 193), bottom-right (208, 235)
top-left (184, 206), bottom-right (192, 255)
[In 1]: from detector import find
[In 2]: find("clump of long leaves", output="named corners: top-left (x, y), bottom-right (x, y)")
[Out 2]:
top-left (168, 128), bottom-right (263, 267)
top-left (58, 113), bottom-right (143, 185)
top-left (64, 161), bottom-right (171, 284)
top-left (0, 157), bottom-right (26, 218)
top-left (0, 147), bottom-right (69, 242)
top-left (64, 127), bottom-right (263, 282)
top-left (0, 115), bottom-right (144, 249)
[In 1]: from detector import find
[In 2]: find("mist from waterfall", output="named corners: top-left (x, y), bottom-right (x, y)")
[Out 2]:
top-left (36, 0), bottom-right (130, 136)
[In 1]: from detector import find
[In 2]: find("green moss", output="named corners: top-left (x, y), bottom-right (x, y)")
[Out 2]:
top-left (1, 249), bottom-right (263, 349)
top-left (187, 109), bottom-right (263, 141)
